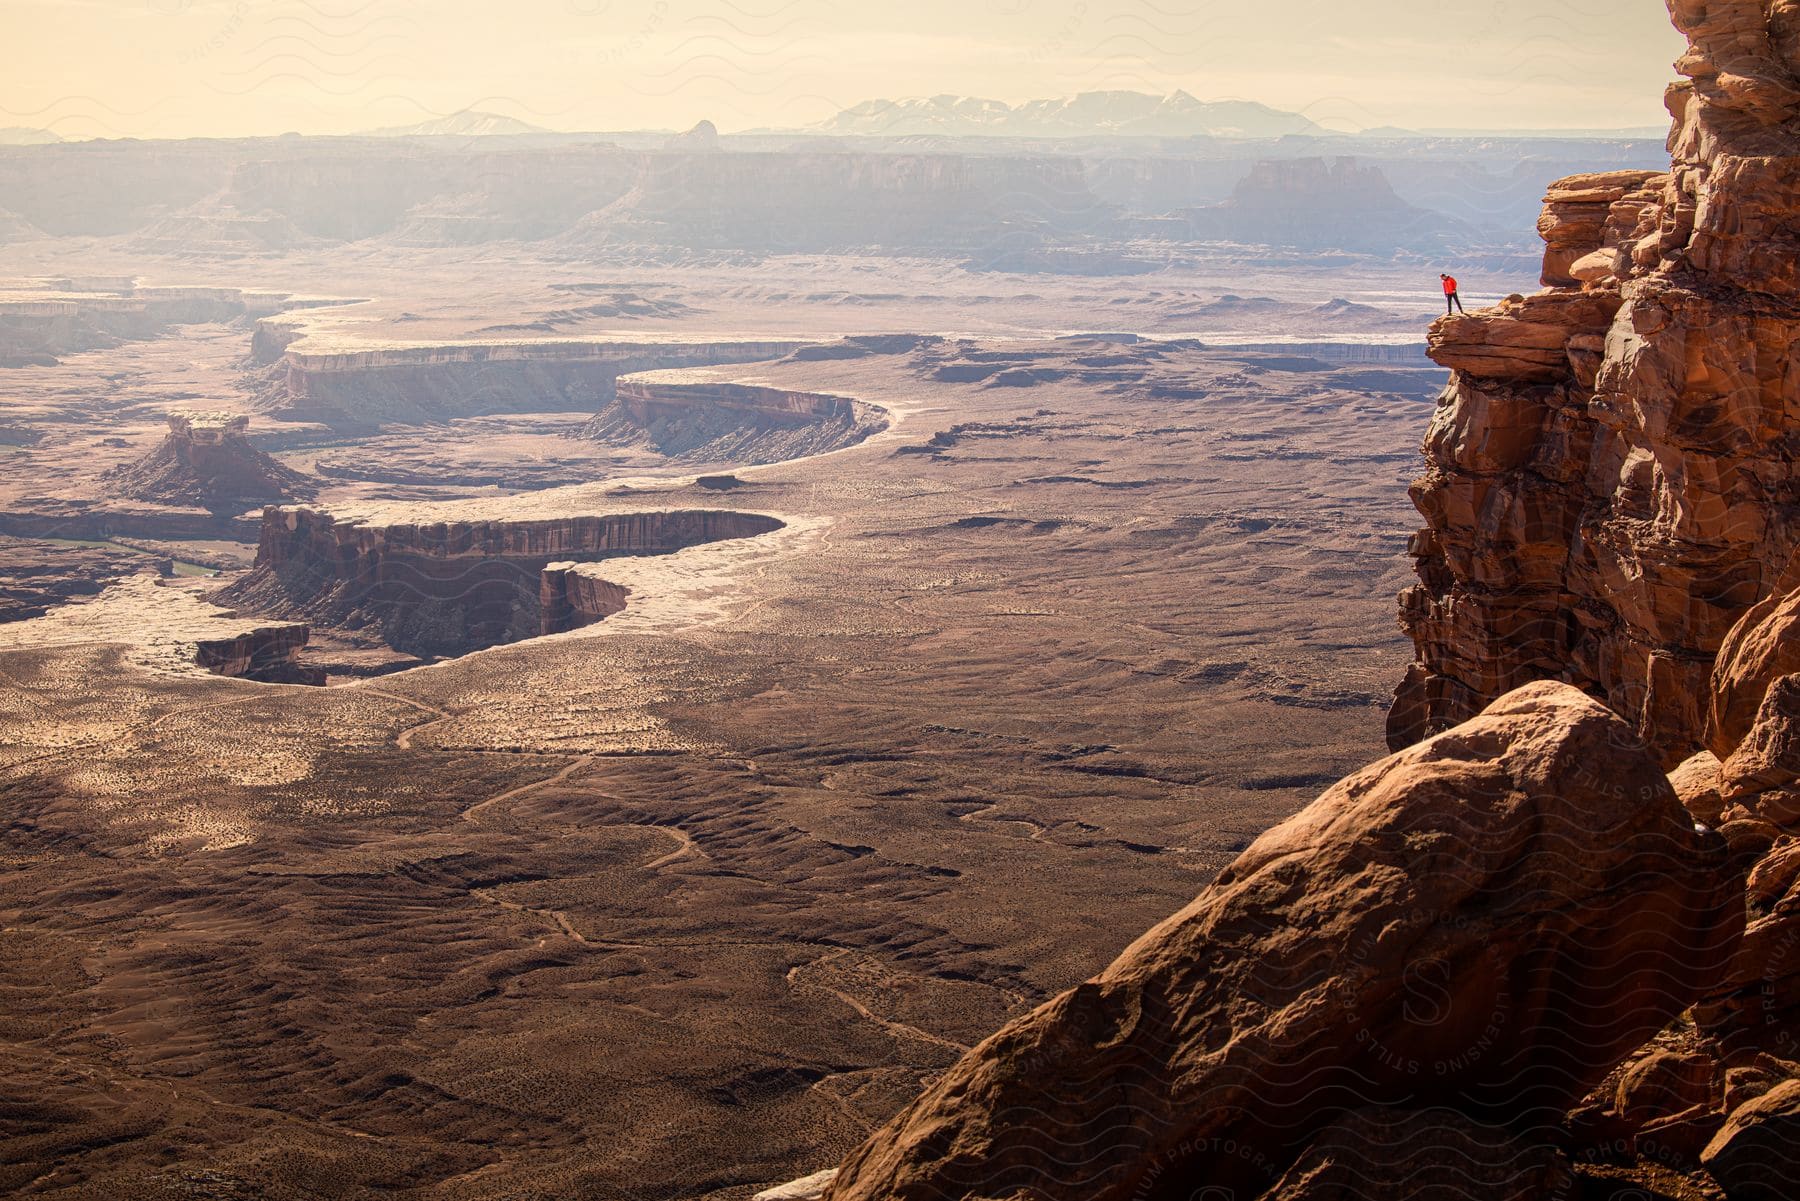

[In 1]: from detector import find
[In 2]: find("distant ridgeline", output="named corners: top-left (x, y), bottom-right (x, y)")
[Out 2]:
top-left (0, 100), bottom-right (1666, 259)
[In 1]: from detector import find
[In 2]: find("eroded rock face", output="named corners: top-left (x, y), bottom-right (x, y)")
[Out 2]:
top-left (219, 505), bottom-right (783, 657)
top-left (255, 339), bottom-right (807, 430)
top-left (1712, 587), bottom-right (1800, 758)
top-left (1390, 0), bottom-right (1800, 765)
top-left (822, 683), bottom-right (1742, 1201)
top-left (193, 623), bottom-right (324, 685)
top-left (583, 376), bottom-right (888, 465)
top-left (107, 410), bottom-right (317, 511)
top-left (538, 563), bottom-right (628, 636)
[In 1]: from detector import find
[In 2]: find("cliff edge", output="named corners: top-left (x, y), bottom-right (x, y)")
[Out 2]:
top-left (1391, 0), bottom-right (1800, 765)
top-left (751, 5), bottom-right (1800, 1199)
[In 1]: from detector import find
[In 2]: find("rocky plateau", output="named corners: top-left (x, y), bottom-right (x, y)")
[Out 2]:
top-left (6, 1), bottom-right (1794, 1198)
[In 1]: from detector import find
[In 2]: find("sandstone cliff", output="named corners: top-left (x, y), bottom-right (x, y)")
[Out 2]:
top-left (1391, 0), bottom-right (1800, 765)
top-left (220, 505), bottom-right (783, 657)
top-left (742, 6), bottom-right (1800, 1199)
top-left (582, 375), bottom-right (888, 465)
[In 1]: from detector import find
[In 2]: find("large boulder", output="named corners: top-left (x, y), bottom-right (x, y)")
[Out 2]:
top-left (1671, 749), bottom-right (1728, 826)
top-left (1701, 1079), bottom-right (1800, 1200)
top-left (823, 683), bottom-right (1744, 1201)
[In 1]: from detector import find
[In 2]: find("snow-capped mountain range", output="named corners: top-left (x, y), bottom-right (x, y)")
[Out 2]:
top-left (804, 91), bottom-right (1325, 138)
top-left (360, 111), bottom-right (551, 137)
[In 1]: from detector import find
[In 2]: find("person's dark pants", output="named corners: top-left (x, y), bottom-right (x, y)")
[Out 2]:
top-left (1446, 292), bottom-right (1465, 314)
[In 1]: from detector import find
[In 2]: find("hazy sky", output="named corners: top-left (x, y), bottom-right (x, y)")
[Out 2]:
top-left (2, 0), bottom-right (1688, 139)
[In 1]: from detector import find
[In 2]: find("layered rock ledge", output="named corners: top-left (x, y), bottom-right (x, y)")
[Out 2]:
top-left (219, 504), bottom-right (784, 657)
top-left (1390, 0), bottom-right (1800, 763)
top-left (582, 372), bottom-right (888, 464)
top-left (253, 336), bottom-right (809, 429)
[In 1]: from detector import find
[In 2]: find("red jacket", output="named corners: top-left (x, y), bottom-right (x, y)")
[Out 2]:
top-left (1441, 276), bottom-right (1458, 295)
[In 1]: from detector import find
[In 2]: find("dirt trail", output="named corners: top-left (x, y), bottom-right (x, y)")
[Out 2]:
top-left (461, 755), bottom-right (595, 824)
top-left (786, 948), bottom-right (970, 1054)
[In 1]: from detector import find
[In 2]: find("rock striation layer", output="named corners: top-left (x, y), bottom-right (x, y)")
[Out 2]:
top-left (254, 338), bottom-right (808, 430)
top-left (1390, 0), bottom-right (1800, 764)
top-left (582, 375), bottom-right (887, 465)
top-left (220, 505), bottom-right (783, 657)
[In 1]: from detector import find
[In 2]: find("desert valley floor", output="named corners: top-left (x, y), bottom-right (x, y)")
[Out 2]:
top-left (0, 249), bottom-right (1503, 1198)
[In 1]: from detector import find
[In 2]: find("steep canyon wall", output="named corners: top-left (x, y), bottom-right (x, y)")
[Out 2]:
top-left (584, 376), bottom-right (888, 463)
top-left (1391, 0), bottom-right (1800, 763)
top-left (221, 505), bottom-right (784, 656)
top-left (257, 339), bottom-right (808, 429)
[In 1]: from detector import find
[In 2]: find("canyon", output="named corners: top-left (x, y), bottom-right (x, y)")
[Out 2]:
top-left (222, 504), bottom-right (787, 657)
top-left (0, 282), bottom-right (330, 366)
top-left (4, 3), bottom-right (1787, 1197)
top-left (1390, 0), bottom-right (1800, 764)
top-left (254, 335), bottom-right (809, 429)
top-left (0, 128), bottom-right (1666, 264)
top-left (0, 306), bottom-right (1439, 1197)
top-left (740, 3), bottom-right (1800, 1200)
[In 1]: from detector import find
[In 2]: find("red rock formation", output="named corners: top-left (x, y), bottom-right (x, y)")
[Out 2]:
top-left (221, 505), bottom-right (783, 656)
top-left (192, 623), bottom-right (324, 685)
top-left (107, 410), bottom-right (316, 511)
top-left (538, 564), bottom-right (628, 636)
top-left (818, 683), bottom-right (1741, 1201)
top-left (1390, 0), bottom-right (1800, 764)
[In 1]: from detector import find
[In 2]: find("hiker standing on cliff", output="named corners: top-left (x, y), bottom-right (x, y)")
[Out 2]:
top-left (1440, 273), bottom-right (1466, 315)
